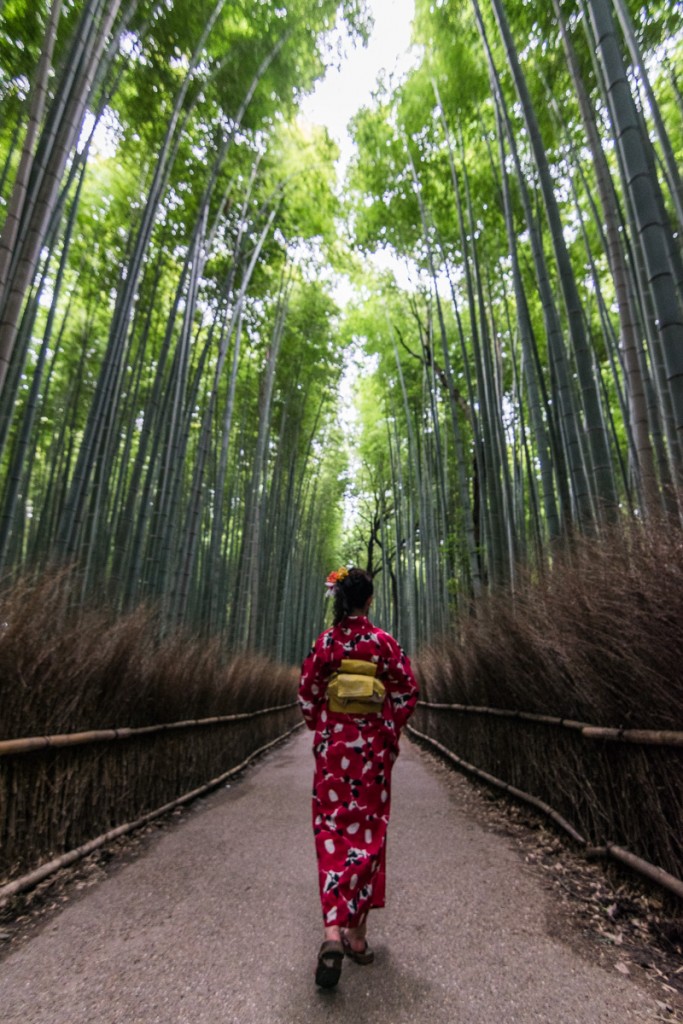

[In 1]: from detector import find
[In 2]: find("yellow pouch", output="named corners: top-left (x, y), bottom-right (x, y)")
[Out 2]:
top-left (327, 659), bottom-right (386, 714)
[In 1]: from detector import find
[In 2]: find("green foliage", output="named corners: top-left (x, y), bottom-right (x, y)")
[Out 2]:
top-left (262, 120), bottom-right (341, 243)
top-left (0, 0), bottom-right (373, 653)
top-left (341, 0), bottom-right (683, 640)
top-left (1, 0), bottom-right (683, 655)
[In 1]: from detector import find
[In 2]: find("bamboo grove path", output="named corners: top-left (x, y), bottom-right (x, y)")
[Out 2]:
top-left (0, 731), bottom-right (658, 1024)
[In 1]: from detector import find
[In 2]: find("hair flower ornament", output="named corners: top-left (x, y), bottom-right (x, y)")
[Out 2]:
top-left (325, 566), bottom-right (349, 593)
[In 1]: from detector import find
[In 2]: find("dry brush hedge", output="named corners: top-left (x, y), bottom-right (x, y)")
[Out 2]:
top-left (413, 519), bottom-right (683, 893)
top-left (0, 570), bottom-right (301, 886)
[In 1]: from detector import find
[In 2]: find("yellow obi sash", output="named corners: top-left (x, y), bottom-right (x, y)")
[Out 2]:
top-left (327, 659), bottom-right (386, 715)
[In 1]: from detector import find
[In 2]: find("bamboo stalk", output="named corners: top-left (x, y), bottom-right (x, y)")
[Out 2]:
top-left (581, 727), bottom-right (683, 746)
top-left (606, 845), bottom-right (683, 901)
top-left (408, 725), bottom-right (683, 902)
top-left (0, 722), bottom-right (303, 906)
top-left (418, 701), bottom-right (587, 729)
top-left (417, 702), bottom-right (683, 744)
top-left (0, 702), bottom-right (298, 756)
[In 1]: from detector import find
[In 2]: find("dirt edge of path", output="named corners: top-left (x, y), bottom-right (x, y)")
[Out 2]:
top-left (412, 741), bottom-right (683, 1021)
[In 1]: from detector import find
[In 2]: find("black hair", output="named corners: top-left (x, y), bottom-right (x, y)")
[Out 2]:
top-left (332, 568), bottom-right (373, 626)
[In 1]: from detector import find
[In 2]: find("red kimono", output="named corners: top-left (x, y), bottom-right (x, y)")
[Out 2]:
top-left (298, 614), bottom-right (419, 928)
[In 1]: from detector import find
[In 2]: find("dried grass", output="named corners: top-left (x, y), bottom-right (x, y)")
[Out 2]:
top-left (413, 516), bottom-right (683, 886)
top-left (418, 516), bottom-right (683, 728)
top-left (0, 568), bottom-right (299, 884)
top-left (0, 568), bottom-right (297, 737)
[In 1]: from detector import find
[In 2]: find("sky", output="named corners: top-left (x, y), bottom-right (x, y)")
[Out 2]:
top-left (298, 0), bottom-right (420, 305)
top-left (300, 0), bottom-right (417, 172)
top-left (304, 2), bottom-right (418, 520)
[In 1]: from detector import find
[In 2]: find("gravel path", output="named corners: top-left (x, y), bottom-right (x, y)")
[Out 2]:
top-left (0, 730), bottom-right (659, 1023)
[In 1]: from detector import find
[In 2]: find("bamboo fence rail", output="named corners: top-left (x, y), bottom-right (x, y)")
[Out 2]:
top-left (0, 702), bottom-right (299, 756)
top-left (417, 701), bottom-right (683, 745)
top-left (407, 724), bottom-right (683, 901)
top-left (409, 700), bottom-right (683, 902)
top-left (407, 725), bottom-right (587, 843)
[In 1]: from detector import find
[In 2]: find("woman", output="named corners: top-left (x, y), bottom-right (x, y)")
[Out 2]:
top-left (298, 566), bottom-right (419, 989)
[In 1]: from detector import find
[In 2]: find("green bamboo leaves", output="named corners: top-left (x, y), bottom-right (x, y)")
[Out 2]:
top-left (0, 0), bottom-right (360, 650)
top-left (1, 0), bottom-right (682, 656)
top-left (347, 0), bottom-right (683, 644)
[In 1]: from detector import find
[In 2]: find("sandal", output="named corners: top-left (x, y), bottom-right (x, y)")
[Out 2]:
top-left (341, 931), bottom-right (375, 965)
top-left (315, 940), bottom-right (344, 988)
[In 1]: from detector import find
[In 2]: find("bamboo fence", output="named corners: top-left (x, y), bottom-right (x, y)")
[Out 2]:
top-left (410, 700), bottom-right (683, 901)
top-left (0, 702), bottom-right (301, 897)
top-left (4, 695), bottom-right (682, 908)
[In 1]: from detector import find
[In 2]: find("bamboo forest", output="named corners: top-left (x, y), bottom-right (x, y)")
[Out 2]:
top-left (1, 0), bottom-right (683, 926)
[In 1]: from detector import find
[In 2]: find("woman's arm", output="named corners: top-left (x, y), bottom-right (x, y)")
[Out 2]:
top-left (298, 636), bottom-right (329, 730)
top-left (381, 634), bottom-right (419, 730)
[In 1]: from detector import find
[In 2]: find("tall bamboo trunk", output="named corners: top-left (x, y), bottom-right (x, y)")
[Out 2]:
top-left (483, 0), bottom-right (619, 518)
top-left (584, 0), bottom-right (683, 480)
top-left (0, 0), bottom-right (63, 299)
top-left (0, 0), bottom-right (123, 396)
top-left (551, 0), bottom-right (660, 514)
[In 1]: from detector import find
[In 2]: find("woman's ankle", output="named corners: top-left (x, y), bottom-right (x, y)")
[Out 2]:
top-left (343, 926), bottom-right (367, 950)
